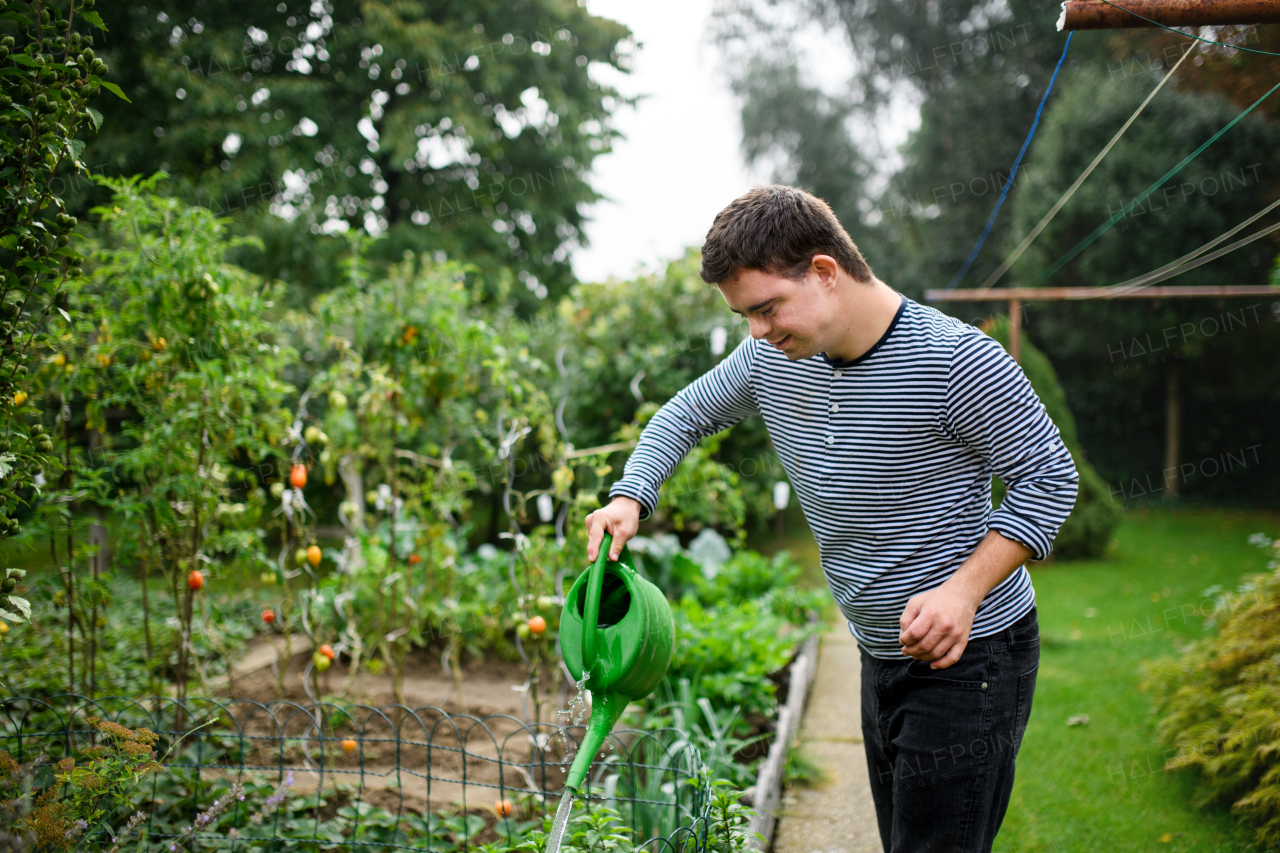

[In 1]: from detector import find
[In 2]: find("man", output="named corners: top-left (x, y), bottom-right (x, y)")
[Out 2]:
top-left (584, 185), bottom-right (1079, 852)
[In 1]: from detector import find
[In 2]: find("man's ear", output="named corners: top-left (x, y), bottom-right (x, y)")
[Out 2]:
top-left (810, 255), bottom-right (840, 289)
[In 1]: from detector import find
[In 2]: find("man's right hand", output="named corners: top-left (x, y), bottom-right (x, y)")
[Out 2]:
top-left (585, 496), bottom-right (643, 562)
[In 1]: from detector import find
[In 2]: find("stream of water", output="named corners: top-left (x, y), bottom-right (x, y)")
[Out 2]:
top-left (543, 788), bottom-right (576, 853)
top-left (545, 673), bottom-right (590, 853)
top-left (557, 673), bottom-right (590, 772)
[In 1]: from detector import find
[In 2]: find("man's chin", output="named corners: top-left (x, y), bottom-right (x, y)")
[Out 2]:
top-left (781, 341), bottom-right (816, 360)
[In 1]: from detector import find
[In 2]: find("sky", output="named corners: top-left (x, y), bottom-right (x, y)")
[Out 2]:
top-left (572, 0), bottom-right (769, 283)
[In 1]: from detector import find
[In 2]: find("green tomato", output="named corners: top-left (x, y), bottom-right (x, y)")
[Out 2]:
top-left (295, 548), bottom-right (309, 565)
top-left (304, 425), bottom-right (323, 445)
top-left (329, 390), bottom-right (348, 411)
top-left (313, 651), bottom-right (331, 672)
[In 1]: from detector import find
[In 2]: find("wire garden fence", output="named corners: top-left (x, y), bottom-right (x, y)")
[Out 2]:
top-left (1, 694), bottom-right (714, 852)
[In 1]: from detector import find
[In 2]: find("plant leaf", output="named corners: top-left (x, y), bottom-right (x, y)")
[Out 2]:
top-left (80, 9), bottom-right (108, 31)
top-left (86, 106), bottom-right (103, 131)
top-left (98, 81), bottom-right (130, 103)
top-left (0, 596), bottom-right (30, 621)
top-left (0, 453), bottom-right (13, 478)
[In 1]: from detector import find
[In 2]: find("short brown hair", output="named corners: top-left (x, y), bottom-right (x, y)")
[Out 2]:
top-left (699, 185), bottom-right (873, 285)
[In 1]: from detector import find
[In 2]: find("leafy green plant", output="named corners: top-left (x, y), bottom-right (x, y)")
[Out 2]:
top-left (1143, 532), bottom-right (1280, 846)
top-left (302, 245), bottom-right (559, 705)
top-left (34, 175), bottom-right (296, 702)
top-left (704, 781), bottom-right (760, 853)
top-left (0, 717), bottom-right (161, 852)
top-left (0, 0), bottom-right (124, 549)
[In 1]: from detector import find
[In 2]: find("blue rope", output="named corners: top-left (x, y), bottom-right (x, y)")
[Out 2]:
top-left (944, 32), bottom-right (1073, 290)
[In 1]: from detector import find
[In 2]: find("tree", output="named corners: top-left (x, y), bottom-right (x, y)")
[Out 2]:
top-left (78, 0), bottom-right (633, 309)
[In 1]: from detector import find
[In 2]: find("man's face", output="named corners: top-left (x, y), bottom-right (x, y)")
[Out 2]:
top-left (717, 265), bottom-right (835, 361)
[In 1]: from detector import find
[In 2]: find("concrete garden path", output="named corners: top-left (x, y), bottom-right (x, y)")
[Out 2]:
top-left (773, 621), bottom-right (882, 853)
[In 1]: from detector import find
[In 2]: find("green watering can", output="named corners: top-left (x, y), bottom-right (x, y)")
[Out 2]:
top-left (559, 532), bottom-right (675, 794)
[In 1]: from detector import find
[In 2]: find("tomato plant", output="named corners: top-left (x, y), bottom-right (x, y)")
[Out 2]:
top-left (35, 177), bottom-right (296, 702)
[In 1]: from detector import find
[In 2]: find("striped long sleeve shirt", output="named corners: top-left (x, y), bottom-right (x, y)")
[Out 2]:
top-left (609, 294), bottom-right (1080, 659)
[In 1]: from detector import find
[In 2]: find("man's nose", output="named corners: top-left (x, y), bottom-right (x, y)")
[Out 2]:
top-left (747, 316), bottom-right (770, 340)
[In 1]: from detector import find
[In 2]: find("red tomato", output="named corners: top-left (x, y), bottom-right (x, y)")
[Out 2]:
top-left (528, 616), bottom-right (546, 635)
top-left (408, 553), bottom-right (422, 565)
top-left (342, 738), bottom-right (358, 753)
top-left (290, 464), bottom-right (307, 489)
top-left (319, 643), bottom-right (335, 660)
top-left (306, 545), bottom-right (322, 567)
top-left (494, 799), bottom-right (516, 817)
top-left (262, 609), bottom-right (275, 624)
top-left (187, 570), bottom-right (204, 591)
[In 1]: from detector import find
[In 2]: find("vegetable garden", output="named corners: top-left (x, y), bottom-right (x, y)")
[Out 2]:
top-left (3, 1), bottom-right (1280, 850)
top-left (0, 5), bottom-right (824, 846)
top-left (0, 173), bottom-right (824, 848)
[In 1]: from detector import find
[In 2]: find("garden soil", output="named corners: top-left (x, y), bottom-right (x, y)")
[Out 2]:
top-left (204, 638), bottom-right (580, 813)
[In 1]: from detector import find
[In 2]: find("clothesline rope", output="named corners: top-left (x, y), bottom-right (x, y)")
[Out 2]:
top-left (943, 33), bottom-right (1074, 290)
top-left (979, 41), bottom-right (1195, 289)
top-left (1025, 75), bottom-right (1280, 288)
top-left (1103, 196), bottom-right (1280, 296)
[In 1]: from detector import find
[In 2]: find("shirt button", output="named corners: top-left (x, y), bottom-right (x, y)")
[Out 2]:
top-left (833, 369), bottom-right (843, 378)
top-left (829, 403), bottom-right (839, 413)
top-left (981, 682), bottom-right (989, 690)
top-left (825, 436), bottom-right (835, 445)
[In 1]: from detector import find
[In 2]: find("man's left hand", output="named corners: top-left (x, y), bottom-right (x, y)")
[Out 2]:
top-left (898, 584), bottom-right (979, 670)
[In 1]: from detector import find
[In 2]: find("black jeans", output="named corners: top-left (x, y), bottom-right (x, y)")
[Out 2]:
top-left (860, 607), bottom-right (1040, 853)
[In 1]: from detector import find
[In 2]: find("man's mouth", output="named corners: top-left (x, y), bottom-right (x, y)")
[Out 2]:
top-left (770, 335), bottom-right (791, 349)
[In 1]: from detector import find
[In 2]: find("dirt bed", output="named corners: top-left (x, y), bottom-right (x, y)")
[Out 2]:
top-left (195, 640), bottom-right (585, 814)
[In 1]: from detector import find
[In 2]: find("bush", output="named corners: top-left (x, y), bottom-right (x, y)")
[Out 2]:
top-left (1142, 533), bottom-right (1280, 846)
top-left (983, 314), bottom-right (1120, 559)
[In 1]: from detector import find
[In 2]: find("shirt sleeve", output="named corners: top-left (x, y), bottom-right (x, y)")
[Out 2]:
top-left (942, 328), bottom-right (1080, 560)
top-left (609, 335), bottom-right (761, 520)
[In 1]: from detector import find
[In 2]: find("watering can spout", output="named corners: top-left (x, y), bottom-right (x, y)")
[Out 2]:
top-left (564, 692), bottom-right (625, 794)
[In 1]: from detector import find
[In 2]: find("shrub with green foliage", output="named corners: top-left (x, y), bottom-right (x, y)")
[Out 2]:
top-left (1142, 533), bottom-right (1280, 847)
top-left (983, 314), bottom-right (1120, 559)
top-left (0, 0), bottom-right (122, 583)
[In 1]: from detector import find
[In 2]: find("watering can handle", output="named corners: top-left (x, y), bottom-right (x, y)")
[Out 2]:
top-left (581, 532), bottom-right (612, 676)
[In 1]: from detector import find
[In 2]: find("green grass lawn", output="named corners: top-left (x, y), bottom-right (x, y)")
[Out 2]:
top-left (764, 506), bottom-right (1278, 851)
top-left (995, 506), bottom-right (1278, 852)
